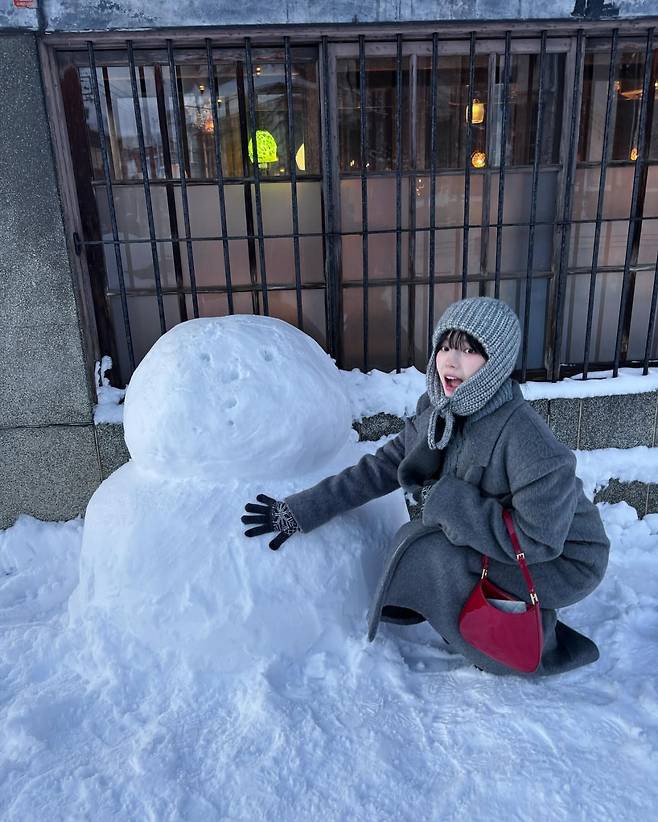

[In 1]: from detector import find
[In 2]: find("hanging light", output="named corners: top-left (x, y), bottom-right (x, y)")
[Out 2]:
top-left (200, 113), bottom-right (214, 134)
top-left (295, 143), bottom-right (306, 171)
top-left (471, 151), bottom-right (487, 169)
top-left (248, 130), bottom-right (278, 166)
top-left (195, 108), bottom-right (215, 134)
top-left (465, 98), bottom-right (485, 125)
top-left (630, 146), bottom-right (639, 161)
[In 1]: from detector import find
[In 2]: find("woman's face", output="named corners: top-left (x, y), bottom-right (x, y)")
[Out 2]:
top-left (435, 336), bottom-right (487, 397)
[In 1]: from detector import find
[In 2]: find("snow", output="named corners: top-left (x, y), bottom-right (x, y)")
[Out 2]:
top-left (576, 446), bottom-right (658, 499)
top-left (3, 316), bottom-right (658, 818)
top-left (93, 357), bottom-right (125, 425)
top-left (97, 362), bottom-right (658, 426)
top-left (3, 504), bottom-right (658, 817)
top-left (122, 315), bottom-right (352, 479)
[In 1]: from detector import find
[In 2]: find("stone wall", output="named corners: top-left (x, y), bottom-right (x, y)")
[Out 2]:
top-left (1, 0), bottom-right (658, 32)
top-left (0, 32), bottom-right (100, 529)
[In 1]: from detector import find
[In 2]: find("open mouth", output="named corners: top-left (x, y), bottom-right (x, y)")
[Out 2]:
top-left (442, 375), bottom-right (463, 392)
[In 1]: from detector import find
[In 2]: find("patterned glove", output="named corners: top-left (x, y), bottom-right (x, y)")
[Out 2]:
top-left (420, 480), bottom-right (435, 508)
top-left (241, 494), bottom-right (300, 551)
top-left (409, 480), bottom-right (436, 521)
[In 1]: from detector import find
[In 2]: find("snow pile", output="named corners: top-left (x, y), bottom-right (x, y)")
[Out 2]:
top-left (71, 316), bottom-right (407, 674)
top-left (93, 356), bottom-right (125, 425)
top-left (0, 516), bottom-right (82, 627)
top-left (3, 317), bottom-right (658, 818)
top-left (521, 366), bottom-right (658, 400)
top-left (2, 503), bottom-right (658, 819)
top-left (123, 316), bottom-right (353, 479)
top-left (340, 366), bottom-right (426, 419)
top-left (576, 446), bottom-right (658, 499)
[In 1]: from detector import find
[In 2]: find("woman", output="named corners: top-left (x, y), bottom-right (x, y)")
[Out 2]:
top-left (242, 297), bottom-right (610, 675)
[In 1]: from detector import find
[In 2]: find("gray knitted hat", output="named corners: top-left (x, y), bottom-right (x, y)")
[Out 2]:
top-left (426, 297), bottom-right (521, 450)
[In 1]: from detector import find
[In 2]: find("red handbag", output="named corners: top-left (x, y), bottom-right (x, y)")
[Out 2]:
top-left (458, 510), bottom-right (543, 673)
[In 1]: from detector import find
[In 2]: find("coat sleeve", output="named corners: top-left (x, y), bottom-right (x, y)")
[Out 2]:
top-left (284, 398), bottom-right (425, 534)
top-left (422, 439), bottom-right (580, 566)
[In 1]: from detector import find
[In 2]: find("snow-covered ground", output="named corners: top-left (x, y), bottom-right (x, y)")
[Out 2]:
top-left (3, 317), bottom-right (658, 820)
top-left (2, 500), bottom-right (658, 819)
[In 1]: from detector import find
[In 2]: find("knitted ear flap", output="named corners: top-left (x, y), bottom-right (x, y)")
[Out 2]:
top-left (425, 297), bottom-right (521, 450)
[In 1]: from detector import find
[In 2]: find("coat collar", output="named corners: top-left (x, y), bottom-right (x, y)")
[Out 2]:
top-left (397, 381), bottom-right (525, 494)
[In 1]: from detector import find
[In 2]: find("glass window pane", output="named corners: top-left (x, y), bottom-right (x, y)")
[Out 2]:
top-left (337, 57), bottom-right (406, 173)
top-left (415, 54), bottom-right (489, 171)
top-left (489, 52), bottom-right (564, 168)
top-left (561, 271), bottom-right (624, 363)
top-left (627, 268), bottom-right (658, 360)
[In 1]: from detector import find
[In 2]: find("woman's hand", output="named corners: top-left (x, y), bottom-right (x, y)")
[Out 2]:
top-left (241, 494), bottom-right (300, 551)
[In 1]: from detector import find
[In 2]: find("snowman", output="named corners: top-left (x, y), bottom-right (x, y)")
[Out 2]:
top-left (68, 316), bottom-right (409, 677)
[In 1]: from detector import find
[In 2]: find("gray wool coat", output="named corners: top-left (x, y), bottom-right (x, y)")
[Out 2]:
top-left (285, 381), bottom-right (610, 676)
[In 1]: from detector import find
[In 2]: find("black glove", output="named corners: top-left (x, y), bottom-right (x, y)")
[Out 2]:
top-left (241, 494), bottom-right (300, 551)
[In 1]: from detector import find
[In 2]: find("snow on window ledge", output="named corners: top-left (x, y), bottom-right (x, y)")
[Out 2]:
top-left (94, 360), bottom-right (658, 427)
top-left (93, 357), bottom-right (125, 425)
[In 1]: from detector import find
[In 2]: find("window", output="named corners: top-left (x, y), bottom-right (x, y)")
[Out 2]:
top-left (55, 28), bottom-right (658, 385)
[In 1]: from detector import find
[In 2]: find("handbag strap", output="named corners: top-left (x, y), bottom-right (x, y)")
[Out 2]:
top-left (481, 510), bottom-right (539, 606)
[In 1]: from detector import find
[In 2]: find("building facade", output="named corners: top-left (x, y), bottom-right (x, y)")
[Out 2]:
top-left (2, 1), bottom-right (658, 527)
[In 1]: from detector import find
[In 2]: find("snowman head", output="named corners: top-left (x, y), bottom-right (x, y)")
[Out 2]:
top-left (122, 316), bottom-right (352, 481)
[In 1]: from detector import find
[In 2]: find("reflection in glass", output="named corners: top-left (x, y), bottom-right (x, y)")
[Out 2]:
top-left (579, 46), bottom-right (658, 163)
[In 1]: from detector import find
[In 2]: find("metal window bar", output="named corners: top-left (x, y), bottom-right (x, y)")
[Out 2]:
top-left (320, 34), bottom-right (341, 361)
top-left (284, 37), bottom-right (304, 330)
top-left (551, 28), bottom-right (585, 382)
top-left (205, 38), bottom-right (235, 314)
top-left (62, 30), bottom-right (658, 386)
top-left (521, 31), bottom-right (548, 381)
top-left (152, 63), bottom-right (189, 326)
top-left (244, 38), bottom-right (270, 314)
top-left (166, 40), bottom-right (200, 319)
top-left (426, 32), bottom-right (439, 358)
top-left (494, 31), bottom-right (513, 299)
top-left (582, 29), bottom-right (618, 379)
top-left (126, 40), bottom-right (167, 335)
top-left (395, 33), bottom-right (403, 373)
top-left (613, 27), bottom-right (656, 376)
top-left (358, 35), bottom-right (369, 370)
top-left (73, 212), bottom-right (658, 247)
top-left (644, 249), bottom-right (658, 373)
top-left (462, 32), bottom-right (476, 298)
top-left (86, 40), bottom-right (136, 371)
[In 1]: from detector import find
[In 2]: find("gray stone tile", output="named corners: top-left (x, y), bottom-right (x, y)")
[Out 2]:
top-left (353, 412), bottom-right (405, 442)
top-left (0, 34), bottom-right (94, 429)
top-left (579, 392), bottom-right (657, 451)
top-left (0, 425), bottom-right (101, 530)
top-left (547, 398), bottom-right (580, 450)
top-left (594, 479), bottom-right (649, 518)
top-left (0, 320), bottom-right (94, 427)
top-left (95, 424), bottom-right (131, 480)
top-left (647, 484), bottom-right (658, 515)
top-left (527, 398), bottom-right (549, 423)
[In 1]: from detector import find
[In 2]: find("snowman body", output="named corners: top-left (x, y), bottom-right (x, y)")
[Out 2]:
top-left (70, 316), bottom-right (409, 673)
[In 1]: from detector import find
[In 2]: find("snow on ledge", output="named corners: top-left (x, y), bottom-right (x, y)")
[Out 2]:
top-left (520, 367), bottom-right (658, 401)
top-left (341, 365), bottom-right (658, 421)
top-left (93, 357), bottom-right (125, 425)
top-left (575, 446), bottom-right (658, 500)
top-left (94, 356), bottom-right (658, 427)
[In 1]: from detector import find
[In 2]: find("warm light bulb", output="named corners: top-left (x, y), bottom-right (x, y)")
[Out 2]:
top-left (247, 130), bottom-right (278, 164)
top-left (295, 143), bottom-right (306, 171)
top-left (471, 151), bottom-right (487, 168)
top-left (201, 114), bottom-right (214, 134)
top-left (630, 146), bottom-right (639, 161)
top-left (465, 98), bottom-right (485, 125)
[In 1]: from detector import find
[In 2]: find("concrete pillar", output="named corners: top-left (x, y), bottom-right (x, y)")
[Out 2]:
top-left (0, 32), bottom-right (101, 529)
